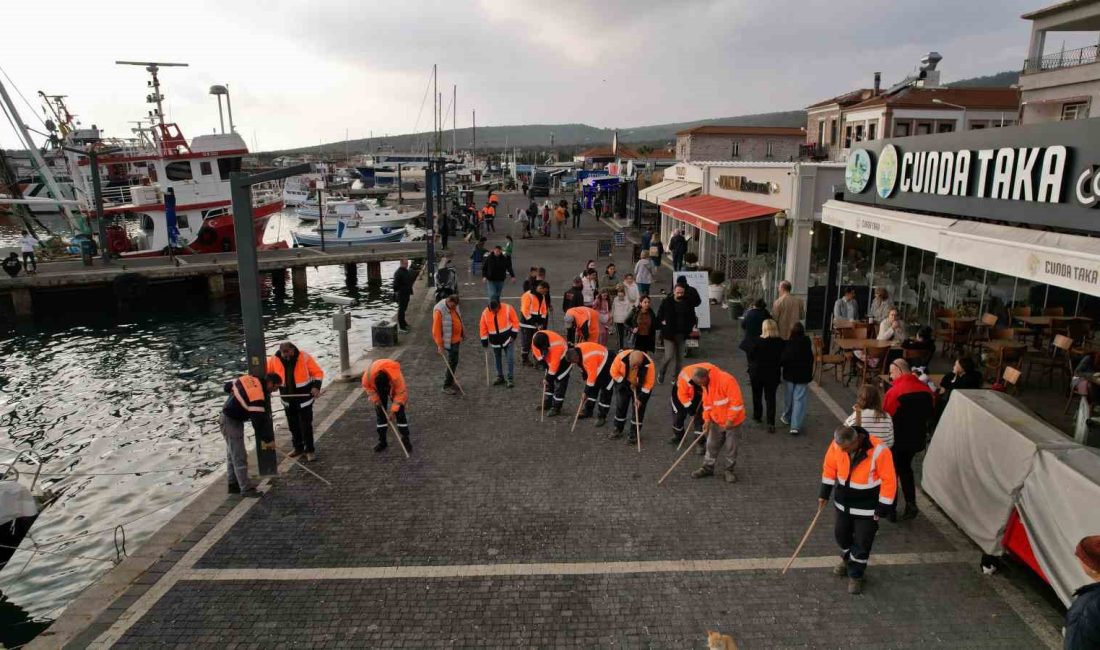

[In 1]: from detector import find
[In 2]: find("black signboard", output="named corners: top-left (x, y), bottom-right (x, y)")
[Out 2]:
top-left (597, 239), bottom-right (613, 258)
top-left (841, 118), bottom-right (1100, 233)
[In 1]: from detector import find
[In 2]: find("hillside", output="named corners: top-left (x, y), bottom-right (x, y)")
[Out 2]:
top-left (946, 70), bottom-right (1019, 87)
top-left (269, 110), bottom-right (807, 156)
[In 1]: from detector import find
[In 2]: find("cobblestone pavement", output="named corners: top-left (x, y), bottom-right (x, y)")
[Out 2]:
top-left (90, 192), bottom-right (1060, 648)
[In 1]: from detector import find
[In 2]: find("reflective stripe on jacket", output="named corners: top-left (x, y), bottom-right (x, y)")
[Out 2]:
top-left (361, 358), bottom-right (408, 407)
top-left (479, 304), bottom-right (520, 347)
top-left (576, 342), bottom-right (609, 387)
top-left (432, 299), bottom-right (463, 349)
top-left (819, 434), bottom-right (897, 518)
top-left (565, 306), bottom-right (600, 343)
top-left (700, 369), bottom-right (746, 427)
top-left (223, 375), bottom-right (266, 421)
top-left (266, 350), bottom-right (324, 407)
top-left (676, 362), bottom-right (718, 408)
top-left (532, 330), bottom-right (568, 376)
top-left (520, 291), bottom-right (548, 328)
top-left (609, 349), bottom-right (656, 394)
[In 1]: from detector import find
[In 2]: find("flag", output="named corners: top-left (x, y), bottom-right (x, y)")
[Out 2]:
top-left (337, 219), bottom-right (346, 239)
top-left (165, 191), bottom-right (179, 248)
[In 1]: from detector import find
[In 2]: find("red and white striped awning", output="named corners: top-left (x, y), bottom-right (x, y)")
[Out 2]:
top-left (660, 195), bottom-right (779, 236)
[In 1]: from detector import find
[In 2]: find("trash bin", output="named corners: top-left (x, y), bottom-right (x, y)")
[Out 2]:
top-left (79, 237), bottom-right (95, 266)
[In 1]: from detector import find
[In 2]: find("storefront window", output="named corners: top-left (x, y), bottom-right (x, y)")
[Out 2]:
top-left (918, 251), bottom-right (937, 325)
top-left (899, 246), bottom-right (923, 325)
top-left (870, 238), bottom-right (905, 315)
top-left (949, 262), bottom-right (986, 317)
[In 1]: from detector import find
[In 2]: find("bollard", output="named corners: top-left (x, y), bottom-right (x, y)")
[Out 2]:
top-left (332, 308), bottom-right (352, 374)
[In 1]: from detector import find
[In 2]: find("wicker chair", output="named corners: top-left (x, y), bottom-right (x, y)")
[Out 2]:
top-left (813, 335), bottom-right (846, 383)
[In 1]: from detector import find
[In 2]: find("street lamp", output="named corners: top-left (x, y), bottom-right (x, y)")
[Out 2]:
top-left (932, 98), bottom-right (968, 132)
top-left (209, 84), bottom-right (235, 134)
top-left (773, 210), bottom-right (789, 298)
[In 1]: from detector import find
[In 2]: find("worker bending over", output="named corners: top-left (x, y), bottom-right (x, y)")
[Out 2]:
top-left (670, 362), bottom-right (718, 449)
top-left (220, 373), bottom-right (281, 497)
top-left (609, 349), bottom-right (655, 443)
top-left (566, 341), bottom-right (613, 427)
top-left (564, 305), bottom-right (600, 345)
top-left (692, 366), bottom-right (746, 483)
top-left (532, 329), bottom-right (570, 416)
top-left (361, 358), bottom-right (412, 453)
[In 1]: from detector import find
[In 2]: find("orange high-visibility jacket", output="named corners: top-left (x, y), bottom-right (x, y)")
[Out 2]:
top-left (489, 192), bottom-right (499, 205)
top-left (565, 306), bottom-right (600, 342)
top-left (361, 358), bottom-right (408, 409)
top-left (432, 299), bottom-right (464, 349)
top-left (575, 342), bottom-right (609, 387)
top-left (675, 362), bottom-right (719, 409)
top-left (226, 374), bottom-right (266, 418)
top-left (266, 349), bottom-right (324, 406)
top-left (609, 349), bottom-right (656, 394)
top-left (520, 291), bottom-right (548, 328)
top-left (479, 303), bottom-right (520, 347)
top-left (532, 330), bottom-right (568, 375)
top-left (484, 204), bottom-right (496, 218)
top-left (701, 369), bottom-right (746, 428)
top-left (820, 434), bottom-right (897, 519)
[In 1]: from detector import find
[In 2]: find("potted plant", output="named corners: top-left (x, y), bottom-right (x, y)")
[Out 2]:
top-left (684, 252), bottom-right (699, 270)
top-left (707, 269), bottom-right (727, 305)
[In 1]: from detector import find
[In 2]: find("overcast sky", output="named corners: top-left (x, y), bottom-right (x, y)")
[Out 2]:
top-left (0, 0), bottom-right (1075, 151)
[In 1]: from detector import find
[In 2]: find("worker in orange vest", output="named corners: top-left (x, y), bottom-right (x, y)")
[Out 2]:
top-left (531, 329), bottom-right (570, 416)
top-left (692, 366), bottom-right (746, 483)
top-left (220, 373), bottom-right (281, 497)
top-left (483, 202), bottom-right (496, 233)
top-left (565, 342), bottom-right (613, 426)
top-left (564, 305), bottom-right (600, 345)
top-left (480, 299), bottom-right (520, 387)
top-left (520, 281), bottom-right (550, 366)
top-left (669, 362), bottom-right (719, 448)
top-left (361, 358), bottom-right (411, 453)
top-left (608, 349), bottom-right (655, 443)
top-left (266, 341), bottom-right (325, 461)
top-left (432, 294), bottom-right (464, 394)
top-left (819, 424), bottom-right (897, 594)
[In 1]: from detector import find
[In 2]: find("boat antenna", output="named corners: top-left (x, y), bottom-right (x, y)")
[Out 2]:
top-left (114, 61), bottom-right (188, 130)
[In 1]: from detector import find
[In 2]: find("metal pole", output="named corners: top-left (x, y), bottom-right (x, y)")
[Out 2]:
top-left (225, 86), bottom-right (235, 133)
top-left (897, 245), bottom-right (907, 321)
top-left (452, 84), bottom-right (457, 156)
top-left (397, 164), bottom-right (403, 205)
top-left (928, 257), bottom-right (937, 324)
top-left (866, 236), bottom-right (877, 317)
top-left (318, 186), bottom-right (326, 252)
top-left (89, 152), bottom-right (111, 263)
top-left (216, 95), bottom-right (225, 134)
top-left (426, 160), bottom-right (437, 288)
top-left (338, 307), bottom-right (350, 374)
top-left (978, 270), bottom-right (988, 317)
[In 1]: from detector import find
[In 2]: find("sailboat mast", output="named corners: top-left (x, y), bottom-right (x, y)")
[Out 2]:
top-left (452, 85), bottom-right (457, 157)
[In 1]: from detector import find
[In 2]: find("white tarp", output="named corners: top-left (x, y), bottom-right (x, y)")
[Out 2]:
top-left (921, 390), bottom-right (1075, 555)
top-left (673, 271), bottom-right (711, 329)
top-left (820, 199), bottom-right (956, 251)
top-left (638, 180), bottom-right (700, 205)
top-left (0, 481), bottom-right (37, 525)
top-left (1018, 446), bottom-right (1100, 607)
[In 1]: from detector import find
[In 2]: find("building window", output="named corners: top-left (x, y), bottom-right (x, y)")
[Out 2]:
top-left (894, 122), bottom-right (910, 137)
top-left (1062, 102), bottom-right (1088, 121)
top-left (817, 120), bottom-right (825, 144)
top-left (844, 125), bottom-right (853, 148)
top-left (176, 214), bottom-right (190, 230)
top-left (971, 123), bottom-right (986, 130)
top-left (916, 123), bottom-right (931, 136)
top-left (938, 122), bottom-right (954, 133)
top-left (165, 161), bottom-right (193, 181)
top-left (829, 118), bottom-right (838, 144)
top-left (765, 141), bottom-right (774, 157)
top-left (868, 123), bottom-right (877, 141)
top-left (200, 161), bottom-right (213, 175)
top-left (217, 157), bottom-right (242, 181)
top-left (731, 141), bottom-right (740, 158)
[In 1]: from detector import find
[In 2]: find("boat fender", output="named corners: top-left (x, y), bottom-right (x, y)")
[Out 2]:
top-left (113, 273), bottom-right (149, 301)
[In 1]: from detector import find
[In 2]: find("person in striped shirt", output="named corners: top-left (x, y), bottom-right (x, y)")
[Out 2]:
top-left (843, 385), bottom-right (894, 449)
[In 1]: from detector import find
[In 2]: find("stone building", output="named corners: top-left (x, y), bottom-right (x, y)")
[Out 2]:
top-left (674, 126), bottom-right (805, 162)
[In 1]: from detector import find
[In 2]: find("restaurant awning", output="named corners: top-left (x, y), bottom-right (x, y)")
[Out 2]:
top-left (638, 179), bottom-right (700, 205)
top-left (821, 199), bottom-right (956, 251)
top-left (938, 220), bottom-right (1100, 298)
top-left (660, 195), bottom-right (779, 236)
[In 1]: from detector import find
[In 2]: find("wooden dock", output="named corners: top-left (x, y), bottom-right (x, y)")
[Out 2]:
top-left (0, 242), bottom-right (427, 317)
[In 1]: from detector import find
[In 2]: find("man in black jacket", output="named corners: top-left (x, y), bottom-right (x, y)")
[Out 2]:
top-left (481, 245), bottom-right (514, 302)
top-left (393, 259), bottom-right (414, 332)
top-left (1066, 535), bottom-right (1100, 650)
top-left (656, 285), bottom-right (698, 384)
top-left (563, 276), bottom-right (585, 312)
top-left (674, 275), bottom-right (701, 309)
top-left (669, 230), bottom-right (688, 271)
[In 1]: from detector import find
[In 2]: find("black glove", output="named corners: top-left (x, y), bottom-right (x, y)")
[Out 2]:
top-left (481, 340), bottom-right (489, 348)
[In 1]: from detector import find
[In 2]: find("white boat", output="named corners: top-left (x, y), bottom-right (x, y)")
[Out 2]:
top-left (356, 207), bottom-right (421, 228)
top-left (282, 173), bottom-right (322, 207)
top-left (295, 198), bottom-right (378, 221)
top-left (292, 222), bottom-right (409, 247)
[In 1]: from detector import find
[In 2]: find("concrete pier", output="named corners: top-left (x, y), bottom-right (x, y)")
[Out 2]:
top-left (291, 266), bottom-right (308, 294)
top-left (206, 274), bottom-right (226, 299)
top-left (366, 260), bottom-right (382, 288)
top-left (10, 288), bottom-right (32, 318)
top-left (344, 263), bottom-right (358, 287)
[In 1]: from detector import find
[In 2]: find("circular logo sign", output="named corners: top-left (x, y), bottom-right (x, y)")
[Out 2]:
top-left (845, 149), bottom-right (872, 194)
top-left (876, 145), bottom-right (899, 198)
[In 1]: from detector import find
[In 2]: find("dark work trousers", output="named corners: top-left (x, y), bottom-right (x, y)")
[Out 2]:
top-left (750, 379), bottom-right (779, 425)
top-left (440, 219), bottom-right (449, 250)
top-left (572, 211), bottom-right (581, 228)
top-left (613, 384), bottom-right (650, 436)
top-left (671, 386), bottom-right (703, 445)
top-left (520, 325), bottom-right (540, 361)
top-left (283, 400), bottom-right (316, 453)
top-left (485, 217), bottom-right (495, 233)
top-left (442, 344), bottom-right (461, 387)
top-left (543, 366), bottom-right (571, 410)
top-left (672, 254), bottom-right (684, 272)
top-left (374, 394), bottom-right (410, 444)
top-left (583, 366), bottom-right (615, 418)
top-left (835, 511), bottom-right (879, 579)
top-left (396, 292), bottom-right (411, 329)
top-left (892, 447), bottom-right (919, 508)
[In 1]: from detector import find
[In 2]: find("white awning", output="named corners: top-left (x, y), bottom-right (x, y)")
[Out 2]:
top-left (821, 200), bottom-right (956, 251)
top-left (639, 179), bottom-right (700, 205)
top-left (938, 220), bottom-right (1100, 297)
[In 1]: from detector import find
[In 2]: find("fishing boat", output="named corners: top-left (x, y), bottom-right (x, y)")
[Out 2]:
top-left (0, 452), bottom-right (54, 570)
top-left (295, 198), bottom-right (378, 221)
top-left (291, 221), bottom-right (410, 247)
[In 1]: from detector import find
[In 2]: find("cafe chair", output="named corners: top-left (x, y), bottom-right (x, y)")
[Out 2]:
top-left (968, 313), bottom-right (999, 354)
top-left (1024, 334), bottom-right (1074, 388)
top-left (855, 344), bottom-right (891, 387)
top-left (1001, 366), bottom-right (1022, 396)
top-left (945, 319), bottom-right (975, 358)
top-left (1010, 306), bottom-right (1032, 319)
top-left (932, 308), bottom-right (956, 356)
top-left (813, 335), bottom-right (846, 384)
top-left (1042, 306), bottom-right (1065, 317)
top-left (984, 345), bottom-right (1024, 384)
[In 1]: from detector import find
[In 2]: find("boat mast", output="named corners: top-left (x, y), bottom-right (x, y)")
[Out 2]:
top-left (0, 74), bottom-right (83, 232)
top-left (452, 84), bottom-right (456, 157)
top-left (114, 61), bottom-right (188, 133)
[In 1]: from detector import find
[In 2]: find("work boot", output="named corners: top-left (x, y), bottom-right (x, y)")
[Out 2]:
top-left (847, 577), bottom-right (863, 595)
top-left (595, 417), bottom-right (607, 427)
top-left (577, 411), bottom-right (591, 420)
top-left (547, 407), bottom-right (561, 417)
top-left (723, 469), bottom-right (738, 483)
top-left (373, 440), bottom-right (388, 453)
top-left (227, 483), bottom-right (241, 494)
top-left (506, 378), bottom-right (514, 388)
top-left (833, 560), bottom-right (848, 576)
top-left (241, 488), bottom-right (263, 499)
top-left (767, 425), bottom-right (776, 434)
top-left (657, 371), bottom-right (666, 385)
top-left (305, 453), bottom-right (316, 462)
top-left (400, 435), bottom-right (412, 453)
top-left (667, 434), bottom-right (681, 445)
top-left (288, 450), bottom-right (304, 459)
top-left (627, 433), bottom-right (637, 444)
top-left (609, 429), bottom-right (624, 439)
top-left (493, 376), bottom-right (505, 386)
top-left (443, 386), bottom-right (457, 395)
top-left (691, 465), bottom-right (714, 479)
top-left (900, 504), bottom-right (919, 521)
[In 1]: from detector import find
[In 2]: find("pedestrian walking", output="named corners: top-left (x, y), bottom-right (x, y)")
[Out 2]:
top-left (656, 284), bottom-right (697, 384)
top-left (470, 237), bottom-right (487, 278)
top-left (503, 234), bottom-right (514, 261)
top-left (554, 201), bottom-right (567, 238)
top-left (738, 299), bottom-right (770, 363)
top-left (2, 252), bottom-right (22, 278)
top-left (393, 259), bottom-right (414, 333)
top-left (882, 359), bottom-right (934, 521)
top-left (481, 245), bottom-right (515, 302)
top-left (843, 385), bottom-right (894, 449)
top-left (565, 305), bottom-right (600, 345)
top-left (746, 318), bottom-right (785, 432)
top-left (640, 227), bottom-right (652, 253)
top-left (532, 329), bottom-right (570, 416)
top-left (780, 321), bottom-right (814, 435)
top-left (669, 362), bottom-right (717, 446)
top-left (669, 229), bottom-right (688, 272)
top-left (626, 295), bottom-right (657, 353)
top-left (266, 341), bottom-right (325, 460)
top-left (566, 341), bottom-right (613, 426)
top-left (361, 358), bottom-right (412, 453)
top-left (772, 280), bottom-right (805, 340)
top-left (819, 424), bottom-right (897, 594)
top-left (541, 200), bottom-right (552, 236)
top-left (439, 209), bottom-right (449, 251)
top-left (571, 197), bottom-right (582, 228)
top-left (480, 299), bottom-right (519, 388)
top-left (611, 284), bottom-right (633, 351)
top-left (633, 251), bottom-right (654, 296)
top-left (608, 349), bottom-right (655, 444)
top-left (674, 275), bottom-right (701, 309)
top-left (562, 276), bottom-right (585, 312)
top-left (1065, 535), bottom-right (1100, 650)
top-left (432, 294), bottom-right (465, 394)
top-left (691, 366), bottom-right (746, 483)
top-left (220, 373), bottom-right (281, 497)
top-left (521, 181), bottom-right (528, 197)
top-left (483, 202), bottom-right (496, 233)
top-left (520, 281), bottom-right (550, 365)
top-left (622, 273), bottom-right (640, 304)
top-left (19, 230), bottom-right (37, 274)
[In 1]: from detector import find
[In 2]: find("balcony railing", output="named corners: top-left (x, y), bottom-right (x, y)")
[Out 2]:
top-left (799, 143), bottom-right (829, 161)
top-left (1023, 44), bottom-right (1100, 74)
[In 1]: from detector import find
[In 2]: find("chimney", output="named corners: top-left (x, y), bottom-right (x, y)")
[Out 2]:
top-left (873, 72), bottom-right (881, 95)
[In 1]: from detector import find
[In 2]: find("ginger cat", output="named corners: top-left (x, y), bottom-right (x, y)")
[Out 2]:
top-left (707, 630), bottom-right (738, 650)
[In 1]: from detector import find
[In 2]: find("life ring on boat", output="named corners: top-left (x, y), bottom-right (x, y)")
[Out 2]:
top-left (113, 273), bottom-right (149, 301)
top-left (196, 228), bottom-right (218, 247)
